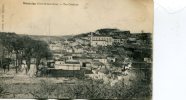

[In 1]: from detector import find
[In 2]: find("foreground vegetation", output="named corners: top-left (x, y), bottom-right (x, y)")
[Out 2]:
top-left (0, 68), bottom-right (151, 99)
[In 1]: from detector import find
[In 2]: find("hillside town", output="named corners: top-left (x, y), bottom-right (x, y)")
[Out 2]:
top-left (0, 28), bottom-right (152, 98)
top-left (43, 28), bottom-right (152, 84)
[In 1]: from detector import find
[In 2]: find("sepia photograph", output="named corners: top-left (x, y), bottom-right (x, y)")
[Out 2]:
top-left (0, 0), bottom-right (153, 99)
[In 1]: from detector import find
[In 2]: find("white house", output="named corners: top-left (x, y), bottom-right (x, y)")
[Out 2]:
top-left (64, 54), bottom-right (73, 60)
top-left (49, 42), bottom-right (62, 51)
top-left (90, 33), bottom-right (113, 47)
top-left (94, 56), bottom-right (107, 64)
top-left (113, 38), bottom-right (121, 44)
top-left (55, 60), bottom-right (65, 65)
top-left (54, 60), bottom-right (81, 70)
top-left (65, 47), bottom-right (73, 53)
top-left (73, 47), bottom-right (84, 53)
top-left (107, 56), bottom-right (116, 62)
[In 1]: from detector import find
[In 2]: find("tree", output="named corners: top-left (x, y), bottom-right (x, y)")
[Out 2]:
top-left (0, 32), bottom-right (52, 74)
top-left (18, 36), bottom-right (52, 74)
top-left (32, 40), bottom-right (52, 74)
top-left (0, 32), bottom-right (21, 73)
top-left (21, 36), bottom-right (35, 71)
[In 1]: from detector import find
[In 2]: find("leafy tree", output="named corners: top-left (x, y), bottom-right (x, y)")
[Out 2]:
top-left (32, 40), bottom-right (52, 74)
top-left (0, 32), bottom-right (52, 74)
top-left (0, 32), bottom-right (21, 72)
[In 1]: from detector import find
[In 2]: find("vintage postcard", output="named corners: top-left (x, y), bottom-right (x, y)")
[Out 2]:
top-left (0, 0), bottom-right (153, 99)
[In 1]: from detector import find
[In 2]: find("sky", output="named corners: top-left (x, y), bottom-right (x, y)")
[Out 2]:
top-left (0, 0), bottom-right (153, 36)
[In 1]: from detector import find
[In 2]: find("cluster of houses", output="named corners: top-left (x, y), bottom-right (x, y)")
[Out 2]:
top-left (0, 29), bottom-right (152, 86)
top-left (44, 53), bottom-right (133, 85)
top-left (45, 29), bottom-right (153, 83)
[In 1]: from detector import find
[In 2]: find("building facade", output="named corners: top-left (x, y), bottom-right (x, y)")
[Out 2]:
top-left (54, 61), bottom-right (81, 70)
top-left (90, 33), bottom-right (113, 47)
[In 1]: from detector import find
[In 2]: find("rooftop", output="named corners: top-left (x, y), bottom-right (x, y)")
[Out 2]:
top-left (92, 35), bottom-right (112, 37)
top-left (65, 60), bottom-right (80, 64)
top-left (92, 61), bottom-right (105, 66)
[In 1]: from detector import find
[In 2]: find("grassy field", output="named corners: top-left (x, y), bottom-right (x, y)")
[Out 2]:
top-left (0, 68), bottom-right (152, 99)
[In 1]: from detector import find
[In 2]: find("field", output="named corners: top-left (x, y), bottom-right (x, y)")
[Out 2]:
top-left (0, 68), bottom-right (152, 99)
